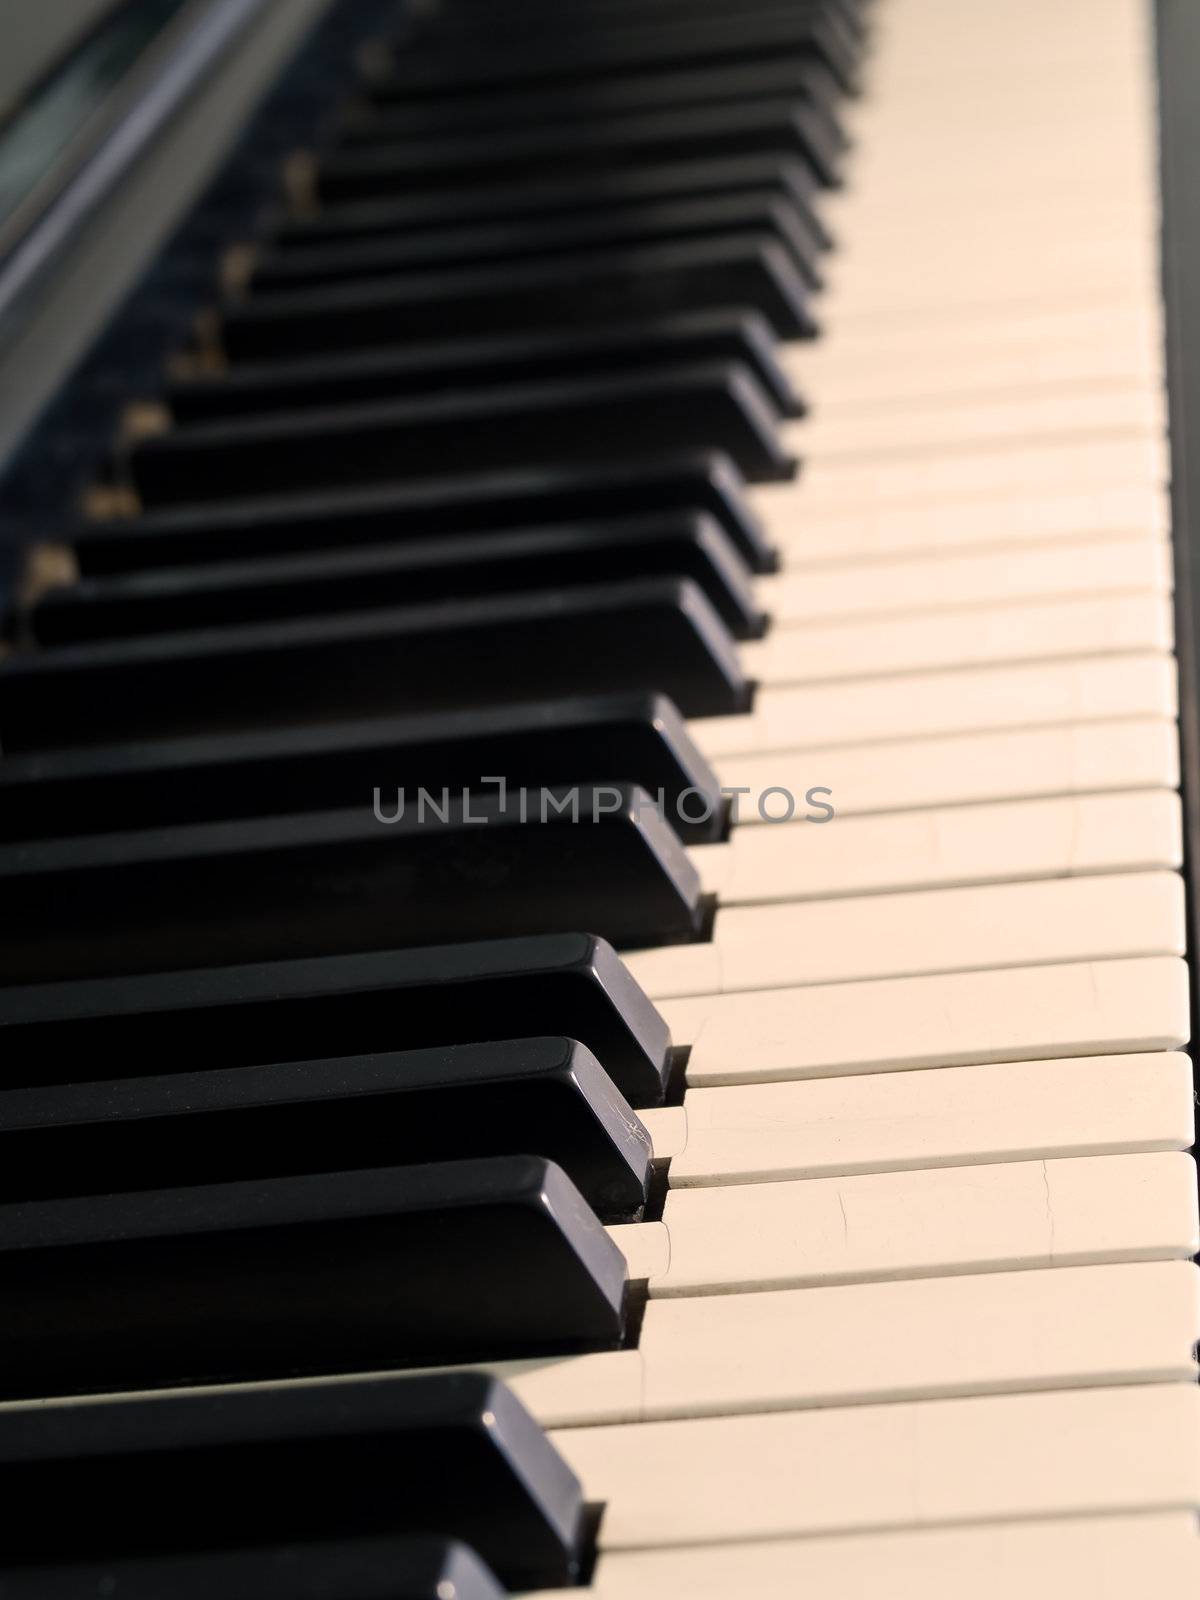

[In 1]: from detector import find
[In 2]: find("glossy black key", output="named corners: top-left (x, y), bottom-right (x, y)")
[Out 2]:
top-left (2, 1037), bottom-right (651, 1217)
top-left (0, 692), bottom-right (725, 846)
top-left (0, 932), bottom-right (671, 1104)
top-left (0, 1037), bottom-right (652, 1218)
top-left (169, 309), bottom-right (802, 423)
top-left (126, 364), bottom-right (794, 506)
top-left (72, 452), bottom-right (776, 576)
top-left (0, 1373), bottom-right (584, 1587)
top-left (247, 189), bottom-right (823, 294)
top-left (0, 578), bottom-right (749, 750)
top-left (0, 1537), bottom-right (508, 1600)
top-left (373, 8), bottom-right (859, 98)
top-left (0, 1155), bottom-right (627, 1396)
top-left (352, 55), bottom-right (844, 147)
top-left (0, 692), bottom-right (725, 847)
top-left (0, 781), bottom-right (705, 983)
top-left (35, 513), bottom-right (763, 644)
top-left (219, 237), bottom-right (815, 359)
top-left (313, 97), bottom-right (839, 202)
top-left (272, 153), bottom-right (825, 248)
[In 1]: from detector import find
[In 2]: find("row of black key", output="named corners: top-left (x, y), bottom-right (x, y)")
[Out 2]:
top-left (0, 0), bottom-right (870, 1590)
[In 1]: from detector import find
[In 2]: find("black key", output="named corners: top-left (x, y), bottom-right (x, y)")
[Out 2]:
top-left (352, 55), bottom-right (844, 147)
top-left (35, 513), bottom-right (763, 644)
top-left (0, 1536), bottom-right (508, 1600)
top-left (313, 97), bottom-right (839, 201)
top-left (397, 0), bottom-right (863, 51)
top-left (73, 452), bottom-right (776, 577)
top-left (0, 782), bottom-right (704, 983)
top-left (0, 1037), bottom-right (651, 1218)
top-left (0, 1155), bottom-right (627, 1397)
top-left (125, 364), bottom-right (794, 506)
top-left (374, 8), bottom-right (859, 97)
top-left (0, 692), bottom-right (726, 846)
top-left (247, 189), bottom-right (823, 294)
top-left (219, 238), bottom-right (816, 359)
top-left (272, 153), bottom-right (826, 249)
top-left (169, 309), bottom-right (802, 424)
top-left (0, 932), bottom-right (671, 1105)
top-left (0, 1373), bottom-right (584, 1587)
top-left (0, 578), bottom-right (749, 749)
top-left (0, 690), bottom-right (724, 846)
top-left (174, 310), bottom-right (801, 422)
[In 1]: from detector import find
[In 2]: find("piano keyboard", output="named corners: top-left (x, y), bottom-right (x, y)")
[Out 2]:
top-left (0, 0), bottom-right (1196, 1595)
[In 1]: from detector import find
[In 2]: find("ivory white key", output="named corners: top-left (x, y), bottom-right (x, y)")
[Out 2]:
top-left (820, 259), bottom-right (1160, 320)
top-left (767, 483), bottom-right (1169, 565)
top-left (538, 1514), bottom-right (1200, 1600)
top-left (552, 1386), bottom-right (1200, 1548)
top-left (692, 654), bottom-right (1176, 759)
top-left (634, 1152), bottom-right (1199, 1295)
top-left (792, 438), bottom-right (1169, 512)
top-left (799, 340), bottom-right (1161, 407)
top-left (659, 1052), bottom-right (1194, 1184)
top-left (740, 594), bottom-right (1172, 685)
top-left (788, 305), bottom-right (1162, 377)
top-left (721, 719), bottom-right (1179, 821)
top-left (693, 791), bottom-right (1181, 906)
top-left (664, 956), bottom-right (1189, 1086)
top-left (432, 1261), bottom-right (1200, 1429)
top-left (760, 539), bottom-right (1171, 624)
top-left (785, 388), bottom-right (1164, 459)
top-left (625, 871), bottom-right (1185, 1001)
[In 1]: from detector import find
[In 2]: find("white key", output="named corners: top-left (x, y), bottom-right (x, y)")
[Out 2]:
top-left (663, 1052), bottom-right (1195, 1183)
top-left (764, 483), bottom-right (1169, 565)
top-left (794, 438), bottom-right (1169, 511)
top-left (552, 1514), bottom-right (1200, 1600)
top-left (663, 956), bottom-right (1190, 1085)
top-left (457, 1261), bottom-right (1200, 1429)
top-left (788, 305), bottom-right (1162, 376)
top-left (553, 1386), bottom-right (1200, 1547)
top-left (625, 871), bottom-right (1186, 1000)
top-left (821, 260), bottom-right (1161, 320)
top-left (741, 593), bottom-right (1173, 685)
top-left (692, 654), bottom-right (1176, 758)
top-left (718, 720), bottom-right (1179, 820)
top-left (793, 338), bottom-right (1160, 407)
top-left (760, 538), bottom-right (1172, 623)
top-left (643, 1152), bottom-right (1199, 1295)
top-left (694, 791), bottom-right (1181, 905)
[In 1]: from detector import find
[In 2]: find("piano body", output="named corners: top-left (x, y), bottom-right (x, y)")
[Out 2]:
top-left (0, 0), bottom-right (1197, 1594)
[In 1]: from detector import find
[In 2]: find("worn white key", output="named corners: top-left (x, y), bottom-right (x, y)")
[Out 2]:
top-left (692, 654), bottom-right (1176, 758)
top-left (764, 483), bottom-right (1169, 565)
top-left (626, 871), bottom-right (1186, 1000)
top-left (642, 1152), bottom-right (1199, 1296)
top-left (553, 1386), bottom-right (1200, 1547)
top-left (793, 437), bottom-right (1169, 511)
top-left (694, 791), bottom-right (1181, 905)
top-left (458, 1261), bottom-right (1200, 1429)
top-left (545, 1514), bottom-right (1200, 1600)
top-left (760, 539), bottom-right (1171, 624)
top-left (741, 593), bottom-right (1173, 685)
top-left (662, 1052), bottom-right (1194, 1184)
top-left (719, 720), bottom-right (1179, 821)
top-left (663, 955), bottom-right (1189, 1085)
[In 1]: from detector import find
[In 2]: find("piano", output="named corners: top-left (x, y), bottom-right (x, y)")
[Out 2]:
top-left (0, 0), bottom-right (1196, 1593)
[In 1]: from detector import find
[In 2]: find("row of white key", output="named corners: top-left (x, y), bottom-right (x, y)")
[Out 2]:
top-left (550, 0), bottom-right (1200, 1589)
